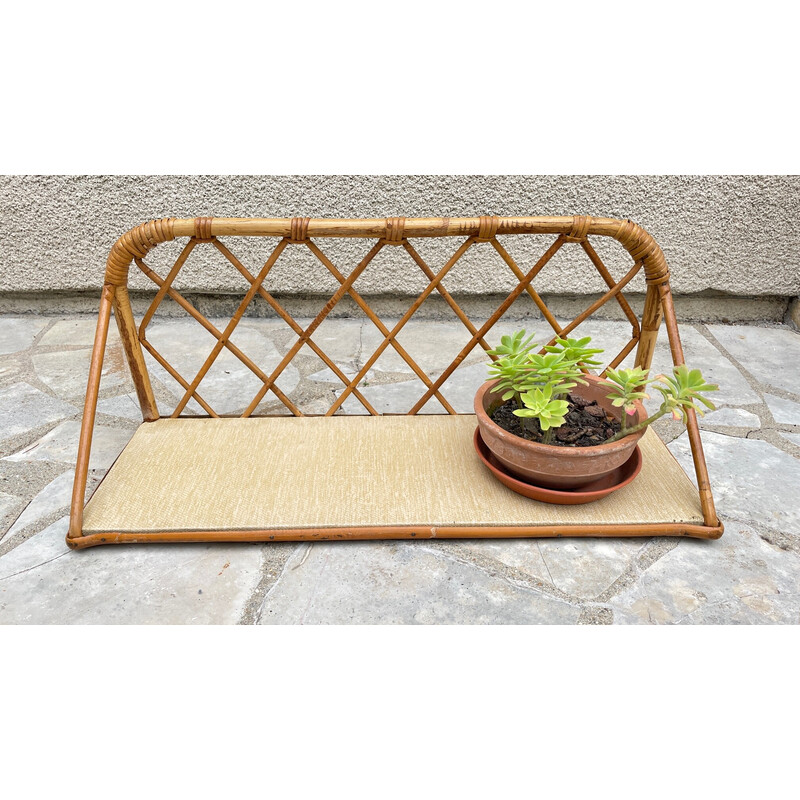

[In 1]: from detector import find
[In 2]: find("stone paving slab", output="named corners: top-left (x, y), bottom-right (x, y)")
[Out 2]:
top-left (38, 319), bottom-right (120, 349)
top-left (0, 491), bottom-right (22, 529)
top-left (143, 319), bottom-right (301, 415)
top-left (1, 472), bottom-right (76, 542)
top-left (32, 348), bottom-right (127, 399)
top-left (96, 392), bottom-right (145, 421)
top-left (462, 538), bottom-right (645, 600)
top-left (1, 313), bottom-right (799, 624)
top-left (669, 430), bottom-right (800, 537)
top-left (764, 394), bottom-right (800, 425)
top-left (698, 406), bottom-right (760, 430)
top-left (0, 518), bottom-right (265, 624)
top-left (3, 419), bottom-right (134, 471)
top-left (0, 382), bottom-right (78, 447)
top-left (258, 541), bottom-right (583, 624)
top-left (780, 432), bottom-right (800, 447)
top-left (0, 318), bottom-right (48, 355)
top-left (707, 324), bottom-right (800, 395)
top-left (607, 520), bottom-right (800, 624)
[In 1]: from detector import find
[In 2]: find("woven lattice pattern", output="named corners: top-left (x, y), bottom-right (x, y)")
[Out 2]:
top-left (133, 218), bottom-right (644, 418)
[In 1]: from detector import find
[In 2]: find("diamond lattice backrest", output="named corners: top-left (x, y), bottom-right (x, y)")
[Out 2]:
top-left (115, 215), bottom-right (665, 418)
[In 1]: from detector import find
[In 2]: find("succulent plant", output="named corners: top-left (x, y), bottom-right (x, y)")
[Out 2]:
top-left (487, 330), bottom-right (719, 445)
top-left (513, 384), bottom-right (570, 431)
top-left (598, 365), bottom-right (718, 441)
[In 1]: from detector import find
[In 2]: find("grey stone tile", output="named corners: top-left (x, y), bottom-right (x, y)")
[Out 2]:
top-left (0, 363), bottom-right (23, 384)
top-left (707, 325), bottom-right (800, 395)
top-left (96, 393), bottom-right (144, 421)
top-left (608, 520), bottom-right (800, 624)
top-left (779, 432), bottom-right (800, 447)
top-left (259, 542), bottom-right (582, 624)
top-left (1, 472), bottom-right (74, 541)
top-left (38, 319), bottom-right (121, 349)
top-left (532, 539), bottom-right (645, 599)
top-left (297, 318), bottom-right (363, 364)
top-left (307, 366), bottom-right (409, 390)
top-left (33, 348), bottom-right (126, 398)
top-left (0, 491), bottom-right (21, 515)
top-left (764, 394), bottom-right (800, 425)
top-left (0, 318), bottom-right (48, 355)
top-left (143, 319), bottom-right (300, 415)
top-left (359, 319), bottom-right (486, 374)
top-left (669, 431), bottom-right (800, 536)
top-left (698, 407), bottom-right (761, 430)
top-left (0, 519), bottom-right (265, 624)
top-left (436, 363), bottom-right (491, 414)
top-left (0, 518), bottom-right (72, 579)
top-left (460, 540), bottom-right (550, 586)
top-left (308, 367), bottom-right (360, 384)
top-left (3, 420), bottom-right (133, 471)
top-left (461, 537), bottom-right (644, 600)
top-left (325, 362), bottom-right (491, 415)
top-left (297, 393), bottom-right (368, 416)
top-left (303, 317), bottom-right (495, 378)
top-left (350, 380), bottom-right (448, 415)
top-left (0, 383), bottom-right (77, 446)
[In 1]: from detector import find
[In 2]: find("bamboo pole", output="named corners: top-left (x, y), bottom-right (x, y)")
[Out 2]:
top-left (68, 284), bottom-right (114, 541)
top-left (635, 283), bottom-right (664, 373)
top-left (171, 216), bottom-right (628, 239)
top-left (108, 216), bottom-right (670, 288)
top-left (114, 286), bottom-right (159, 421)
top-left (658, 283), bottom-right (719, 528)
top-left (67, 521), bottom-right (724, 549)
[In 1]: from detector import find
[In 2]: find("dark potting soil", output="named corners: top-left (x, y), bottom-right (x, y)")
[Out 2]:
top-left (490, 394), bottom-right (622, 447)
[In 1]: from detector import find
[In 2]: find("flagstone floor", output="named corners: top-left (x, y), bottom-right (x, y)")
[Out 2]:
top-left (1, 314), bottom-right (799, 624)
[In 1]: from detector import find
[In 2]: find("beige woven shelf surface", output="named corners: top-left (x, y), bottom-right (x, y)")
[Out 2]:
top-left (83, 416), bottom-right (703, 535)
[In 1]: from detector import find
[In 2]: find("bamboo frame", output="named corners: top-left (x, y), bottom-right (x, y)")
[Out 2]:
top-left (68, 215), bottom-right (723, 549)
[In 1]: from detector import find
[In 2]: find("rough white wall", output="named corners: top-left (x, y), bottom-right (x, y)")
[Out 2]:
top-left (1, 175), bottom-right (798, 297)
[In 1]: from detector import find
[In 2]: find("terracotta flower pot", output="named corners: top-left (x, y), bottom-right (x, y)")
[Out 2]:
top-left (474, 374), bottom-right (648, 490)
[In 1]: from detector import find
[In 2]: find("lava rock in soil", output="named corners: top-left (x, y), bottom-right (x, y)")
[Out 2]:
top-left (490, 395), bottom-right (622, 447)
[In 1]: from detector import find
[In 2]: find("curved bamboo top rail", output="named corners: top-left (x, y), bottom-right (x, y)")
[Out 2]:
top-left (104, 215), bottom-right (670, 288)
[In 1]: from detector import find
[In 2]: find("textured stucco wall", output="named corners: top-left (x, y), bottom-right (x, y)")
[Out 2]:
top-left (1, 175), bottom-right (798, 300)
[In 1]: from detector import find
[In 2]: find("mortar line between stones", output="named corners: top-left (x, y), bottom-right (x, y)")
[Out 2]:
top-left (535, 541), bottom-right (557, 589)
top-left (593, 538), bottom-right (680, 605)
top-left (417, 541), bottom-right (583, 607)
top-left (693, 323), bottom-right (771, 402)
top-left (0, 550), bottom-right (69, 582)
top-left (355, 319), bottom-right (365, 372)
top-left (297, 549), bottom-right (332, 625)
top-left (243, 543), bottom-right (303, 625)
top-left (692, 323), bottom-right (800, 455)
top-left (1, 501), bottom-right (34, 545)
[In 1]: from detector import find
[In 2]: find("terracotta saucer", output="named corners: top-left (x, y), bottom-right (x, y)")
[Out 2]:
top-left (473, 428), bottom-right (643, 505)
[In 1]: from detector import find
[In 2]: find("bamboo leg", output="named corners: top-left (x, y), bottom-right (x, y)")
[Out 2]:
top-left (68, 284), bottom-right (114, 544)
top-left (658, 283), bottom-right (719, 528)
top-left (114, 286), bottom-right (159, 421)
top-left (634, 283), bottom-right (664, 372)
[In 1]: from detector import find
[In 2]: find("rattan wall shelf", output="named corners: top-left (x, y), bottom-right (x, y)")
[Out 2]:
top-left (68, 215), bottom-right (723, 549)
